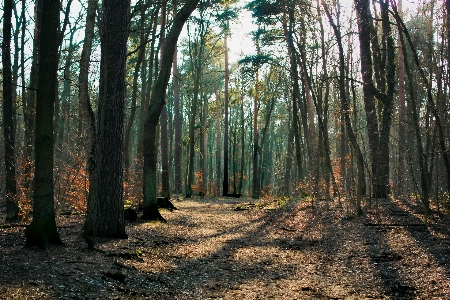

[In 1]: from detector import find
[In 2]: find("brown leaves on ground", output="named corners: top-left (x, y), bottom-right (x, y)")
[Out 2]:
top-left (0, 196), bottom-right (449, 299)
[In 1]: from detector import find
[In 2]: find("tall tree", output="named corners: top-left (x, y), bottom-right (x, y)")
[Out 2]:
top-left (86, 0), bottom-right (130, 238)
top-left (173, 40), bottom-right (183, 194)
top-left (354, 0), bottom-right (396, 198)
top-left (2, 0), bottom-right (20, 220)
top-left (79, 0), bottom-right (98, 246)
top-left (159, 3), bottom-right (171, 199)
top-left (141, 0), bottom-right (200, 220)
top-left (124, 8), bottom-right (148, 199)
top-left (24, 0), bottom-right (62, 248)
top-left (323, 0), bottom-right (366, 213)
top-left (282, 2), bottom-right (303, 187)
top-left (214, 91), bottom-right (222, 196)
top-left (223, 22), bottom-right (230, 196)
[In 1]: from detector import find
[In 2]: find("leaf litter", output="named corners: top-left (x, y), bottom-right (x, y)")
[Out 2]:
top-left (0, 195), bottom-right (449, 299)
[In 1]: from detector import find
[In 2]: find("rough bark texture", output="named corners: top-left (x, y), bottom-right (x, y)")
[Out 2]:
top-left (90, 0), bottom-right (130, 238)
top-left (2, 0), bottom-right (20, 221)
top-left (354, 0), bottom-right (385, 198)
top-left (24, 0), bottom-right (62, 248)
top-left (79, 0), bottom-right (98, 246)
top-left (142, 0), bottom-right (200, 220)
top-left (376, 0), bottom-right (395, 198)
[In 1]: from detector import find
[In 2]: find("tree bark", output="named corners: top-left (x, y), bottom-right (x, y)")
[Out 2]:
top-left (354, 0), bottom-right (385, 198)
top-left (159, 3), bottom-right (171, 199)
top-left (24, 0), bottom-right (62, 248)
top-left (282, 5), bottom-right (303, 184)
top-left (396, 0), bottom-right (406, 194)
top-left (252, 67), bottom-right (260, 199)
top-left (173, 44), bottom-right (183, 194)
top-left (215, 91), bottom-right (222, 196)
top-left (2, 0), bottom-right (20, 221)
top-left (223, 32), bottom-right (230, 196)
top-left (323, 0), bottom-right (366, 213)
top-left (124, 9), bottom-right (148, 199)
top-left (79, 0), bottom-right (98, 246)
top-left (90, 0), bottom-right (130, 238)
top-left (141, 0), bottom-right (200, 220)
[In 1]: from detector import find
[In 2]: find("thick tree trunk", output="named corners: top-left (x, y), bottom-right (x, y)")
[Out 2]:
top-left (354, 0), bottom-right (384, 198)
top-left (89, 0), bottom-right (130, 238)
top-left (376, 0), bottom-right (396, 198)
top-left (2, 0), bottom-right (19, 221)
top-left (142, 0), bottom-right (200, 220)
top-left (137, 12), bottom-right (159, 158)
top-left (24, 0), bottom-right (62, 248)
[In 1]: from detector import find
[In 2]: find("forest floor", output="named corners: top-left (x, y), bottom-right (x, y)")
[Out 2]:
top-left (1, 195), bottom-right (450, 299)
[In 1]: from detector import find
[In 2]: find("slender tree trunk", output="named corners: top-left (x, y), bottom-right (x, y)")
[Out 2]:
top-left (158, 3), bottom-right (171, 199)
top-left (201, 95), bottom-right (208, 193)
top-left (397, 0), bottom-right (406, 195)
top-left (252, 66), bottom-right (260, 199)
top-left (23, 1), bottom-right (43, 197)
top-left (215, 91), bottom-right (222, 196)
top-left (398, 8), bottom-right (450, 194)
top-left (238, 91), bottom-right (245, 195)
top-left (323, 0), bottom-right (366, 214)
top-left (24, 0), bottom-right (62, 248)
top-left (2, 0), bottom-right (20, 220)
top-left (173, 51), bottom-right (183, 194)
top-left (79, 0), bottom-right (97, 246)
top-left (223, 32), bottom-right (230, 196)
top-left (396, 20), bottom-right (430, 223)
top-left (124, 10), bottom-right (148, 199)
top-left (186, 71), bottom-right (200, 197)
top-left (284, 111), bottom-right (295, 196)
top-left (141, 0), bottom-right (200, 220)
top-left (283, 5), bottom-right (303, 183)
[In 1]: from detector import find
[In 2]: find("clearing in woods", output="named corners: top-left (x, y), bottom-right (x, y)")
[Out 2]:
top-left (0, 196), bottom-right (450, 299)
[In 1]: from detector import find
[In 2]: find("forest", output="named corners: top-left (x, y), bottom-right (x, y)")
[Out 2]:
top-left (1, 0), bottom-right (450, 298)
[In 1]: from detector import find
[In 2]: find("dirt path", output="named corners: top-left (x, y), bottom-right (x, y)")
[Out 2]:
top-left (1, 196), bottom-right (450, 299)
